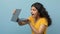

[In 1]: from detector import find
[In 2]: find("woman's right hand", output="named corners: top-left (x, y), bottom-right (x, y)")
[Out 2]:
top-left (13, 9), bottom-right (16, 15)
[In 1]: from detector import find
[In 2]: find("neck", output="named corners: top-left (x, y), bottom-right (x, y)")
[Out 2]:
top-left (34, 15), bottom-right (40, 21)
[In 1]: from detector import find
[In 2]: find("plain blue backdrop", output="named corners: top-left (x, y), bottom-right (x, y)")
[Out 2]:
top-left (0, 0), bottom-right (60, 34)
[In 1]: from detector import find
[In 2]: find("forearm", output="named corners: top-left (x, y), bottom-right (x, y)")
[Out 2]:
top-left (29, 23), bottom-right (44, 34)
top-left (16, 18), bottom-right (29, 25)
top-left (29, 23), bottom-right (39, 34)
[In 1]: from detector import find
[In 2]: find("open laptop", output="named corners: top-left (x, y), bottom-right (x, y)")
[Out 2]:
top-left (11, 9), bottom-right (21, 22)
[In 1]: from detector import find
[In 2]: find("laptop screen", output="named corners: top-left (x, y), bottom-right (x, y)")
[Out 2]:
top-left (11, 9), bottom-right (21, 22)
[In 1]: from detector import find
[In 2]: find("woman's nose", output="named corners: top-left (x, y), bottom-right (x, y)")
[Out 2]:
top-left (31, 11), bottom-right (33, 14)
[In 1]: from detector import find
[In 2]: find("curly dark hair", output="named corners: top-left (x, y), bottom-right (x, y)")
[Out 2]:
top-left (31, 2), bottom-right (52, 27)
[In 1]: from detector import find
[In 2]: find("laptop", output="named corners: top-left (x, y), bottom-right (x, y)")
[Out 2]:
top-left (11, 9), bottom-right (21, 22)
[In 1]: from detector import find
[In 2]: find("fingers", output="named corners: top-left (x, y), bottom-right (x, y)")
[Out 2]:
top-left (13, 9), bottom-right (16, 14)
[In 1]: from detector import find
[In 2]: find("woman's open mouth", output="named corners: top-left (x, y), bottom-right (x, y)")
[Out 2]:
top-left (31, 13), bottom-right (34, 16)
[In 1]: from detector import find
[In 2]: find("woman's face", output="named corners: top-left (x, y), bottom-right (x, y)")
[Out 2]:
top-left (31, 6), bottom-right (39, 18)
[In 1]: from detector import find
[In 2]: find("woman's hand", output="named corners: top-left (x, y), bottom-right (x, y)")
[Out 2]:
top-left (13, 9), bottom-right (16, 14)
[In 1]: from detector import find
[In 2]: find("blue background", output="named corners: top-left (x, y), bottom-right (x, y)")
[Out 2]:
top-left (0, 0), bottom-right (60, 34)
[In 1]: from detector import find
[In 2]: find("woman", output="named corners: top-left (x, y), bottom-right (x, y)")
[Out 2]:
top-left (13, 2), bottom-right (52, 34)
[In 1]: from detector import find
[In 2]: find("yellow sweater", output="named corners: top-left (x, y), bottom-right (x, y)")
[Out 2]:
top-left (28, 16), bottom-right (48, 34)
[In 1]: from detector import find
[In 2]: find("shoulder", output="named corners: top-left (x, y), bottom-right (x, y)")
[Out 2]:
top-left (40, 17), bottom-right (48, 26)
top-left (40, 18), bottom-right (47, 22)
top-left (28, 16), bottom-right (33, 20)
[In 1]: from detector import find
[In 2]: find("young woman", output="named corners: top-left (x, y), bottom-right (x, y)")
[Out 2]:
top-left (13, 2), bottom-right (52, 34)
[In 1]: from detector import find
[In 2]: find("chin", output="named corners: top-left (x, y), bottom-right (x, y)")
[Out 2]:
top-left (32, 15), bottom-right (36, 18)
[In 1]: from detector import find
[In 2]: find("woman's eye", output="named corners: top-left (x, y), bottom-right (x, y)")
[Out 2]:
top-left (32, 9), bottom-right (36, 11)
